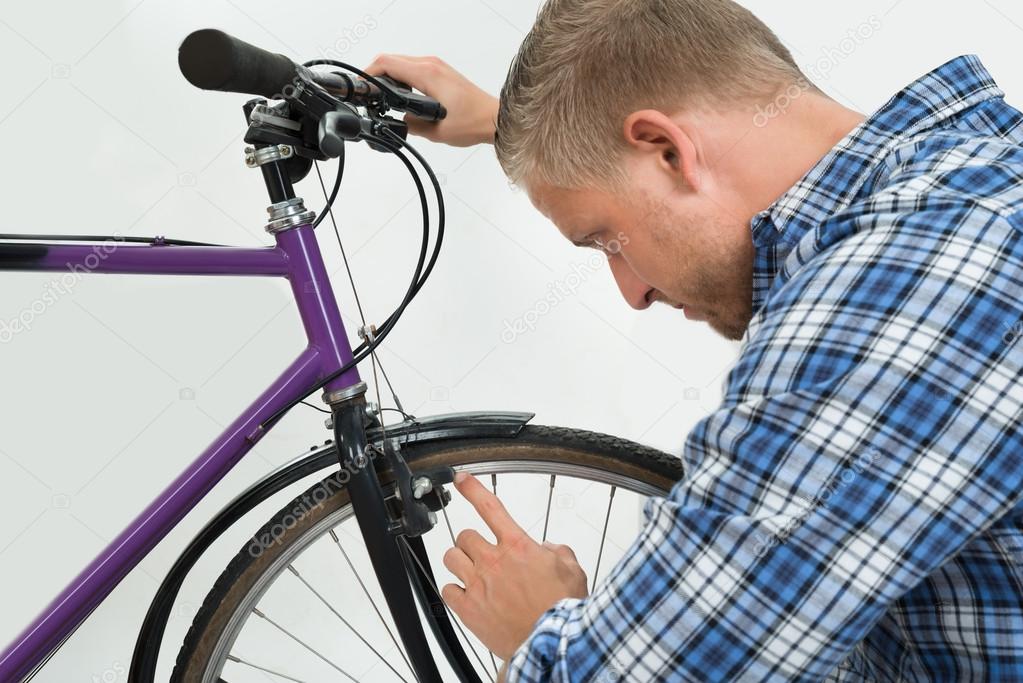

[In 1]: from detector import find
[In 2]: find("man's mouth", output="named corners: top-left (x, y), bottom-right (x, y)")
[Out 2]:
top-left (654, 296), bottom-right (696, 317)
top-left (683, 304), bottom-right (705, 321)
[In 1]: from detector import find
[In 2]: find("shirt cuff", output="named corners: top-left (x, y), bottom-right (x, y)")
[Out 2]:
top-left (504, 597), bottom-right (587, 683)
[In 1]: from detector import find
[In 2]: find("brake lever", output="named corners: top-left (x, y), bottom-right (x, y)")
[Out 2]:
top-left (319, 111), bottom-right (407, 156)
top-left (375, 76), bottom-right (447, 122)
top-left (311, 69), bottom-right (446, 122)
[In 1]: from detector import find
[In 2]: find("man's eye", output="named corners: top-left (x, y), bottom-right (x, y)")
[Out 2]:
top-left (572, 231), bottom-right (618, 254)
top-left (592, 237), bottom-right (622, 255)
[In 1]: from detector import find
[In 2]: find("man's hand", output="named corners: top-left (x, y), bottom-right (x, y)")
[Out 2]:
top-left (364, 54), bottom-right (499, 147)
top-left (441, 472), bottom-right (589, 661)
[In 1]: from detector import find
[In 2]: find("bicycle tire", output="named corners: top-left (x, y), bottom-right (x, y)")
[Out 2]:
top-left (171, 425), bottom-right (683, 682)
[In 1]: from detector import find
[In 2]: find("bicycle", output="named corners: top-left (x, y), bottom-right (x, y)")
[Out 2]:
top-left (0, 29), bottom-right (684, 682)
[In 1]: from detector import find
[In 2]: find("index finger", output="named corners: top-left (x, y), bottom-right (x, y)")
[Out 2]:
top-left (453, 472), bottom-right (525, 542)
top-left (363, 54), bottom-right (432, 85)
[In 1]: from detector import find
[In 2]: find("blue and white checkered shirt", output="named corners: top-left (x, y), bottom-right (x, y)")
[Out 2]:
top-left (507, 54), bottom-right (1023, 682)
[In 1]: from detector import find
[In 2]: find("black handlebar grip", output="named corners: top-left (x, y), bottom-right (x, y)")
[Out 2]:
top-left (178, 29), bottom-right (298, 99)
top-left (402, 95), bottom-right (447, 122)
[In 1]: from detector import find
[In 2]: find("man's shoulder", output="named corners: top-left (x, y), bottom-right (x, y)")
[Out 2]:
top-left (868, 123), bottom-right (1023, 222)
top-left (805, 123), bottom-right (1023, 258)
top-left (759, 145), bottom-right (1023, 332)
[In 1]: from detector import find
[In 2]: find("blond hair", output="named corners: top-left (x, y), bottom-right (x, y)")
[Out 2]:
top-left (496, 0), bottom-right (814, 190)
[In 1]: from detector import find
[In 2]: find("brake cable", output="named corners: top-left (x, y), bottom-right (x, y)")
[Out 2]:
top-left (261, 125), bottom-right (444, 429)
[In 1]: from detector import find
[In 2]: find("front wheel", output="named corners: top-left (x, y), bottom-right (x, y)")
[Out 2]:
top-left (172, 425), bottom-right (683, 682)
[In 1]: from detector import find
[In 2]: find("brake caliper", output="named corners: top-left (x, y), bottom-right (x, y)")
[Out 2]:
top-left (374, 438), bottom-right (453, 538)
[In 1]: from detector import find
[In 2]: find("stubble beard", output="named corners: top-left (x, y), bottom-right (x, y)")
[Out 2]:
top-left (643, 198), bottom-right (754, 342)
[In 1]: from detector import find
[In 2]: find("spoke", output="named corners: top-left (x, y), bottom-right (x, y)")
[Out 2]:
top-left (591, 485), bottom-right (616, 593)
top-left (440, 495), bottom-right (457, 546)
top-left (541, 475), bottom-right (556, 543)
top-left (287, 564), bottom-right (411, 683)
top-left (329, 529), bottom-right (418, 680)
top-left (251, 608), bottom-right (359, 682)
top-left (442, 482), bottom-right (497, 677)
top-left (225, 653), bottom-right (309, 682)
top-left (399, 536), bottom-right (496, 682)
top-left (485, 475), bottom-right (499, 675)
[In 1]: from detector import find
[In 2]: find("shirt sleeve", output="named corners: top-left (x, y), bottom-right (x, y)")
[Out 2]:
top-left (504, 206), bottom-right (1023, 682)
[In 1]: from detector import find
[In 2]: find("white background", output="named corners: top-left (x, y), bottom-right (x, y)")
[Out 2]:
top-left (1, 0), bottom-right (1021, 680)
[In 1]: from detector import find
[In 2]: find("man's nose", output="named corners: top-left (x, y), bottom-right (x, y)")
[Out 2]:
top-left (608, 257), bottom-right (654, 310)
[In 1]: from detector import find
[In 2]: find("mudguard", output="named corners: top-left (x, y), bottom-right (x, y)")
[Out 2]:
top-left (128, 410), bottom-right (534, 682)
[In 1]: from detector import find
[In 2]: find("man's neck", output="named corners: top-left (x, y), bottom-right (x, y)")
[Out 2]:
top-left (707, 92), bottom-right (867, 220)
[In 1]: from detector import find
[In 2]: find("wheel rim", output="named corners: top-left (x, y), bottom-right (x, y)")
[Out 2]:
top-left (196, 458), bottom-right (669, 682)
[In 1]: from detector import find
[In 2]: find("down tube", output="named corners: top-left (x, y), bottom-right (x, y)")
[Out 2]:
top-left (0, 347), bottom-right (327, 681)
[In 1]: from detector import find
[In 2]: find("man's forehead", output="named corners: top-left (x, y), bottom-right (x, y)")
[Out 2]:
top-left (525, 180), bottom-right (555, 213)
top-left (527, 182), bottom-right (592, 223)
top-left (525, 186), bottom-right (550, 219)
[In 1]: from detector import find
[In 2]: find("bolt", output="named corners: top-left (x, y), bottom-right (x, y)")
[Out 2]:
top-left (358, 324), bottom-right (378, 341)
top-left (365, 401), bottom-right (379, 418)
top-left (412, 476), bottom-right (433, 499)
top-left (324, 415), bottom-right (333, 430)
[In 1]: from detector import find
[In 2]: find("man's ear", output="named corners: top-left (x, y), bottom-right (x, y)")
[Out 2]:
top-left (622, 110), bottom-right (702, 193)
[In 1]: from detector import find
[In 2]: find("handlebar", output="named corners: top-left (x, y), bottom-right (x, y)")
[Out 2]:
top-left (309, 69), bottom-right (447, 122)
top-left (177, 29), bottom-right (446, 121)
top-left (178, 29), bottom-right (296, 98)
top-left (175, 33), bottom-right (447, 421)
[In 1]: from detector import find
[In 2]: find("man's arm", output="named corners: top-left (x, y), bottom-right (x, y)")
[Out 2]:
top-left (500, 206), bottom-right (1023, 681)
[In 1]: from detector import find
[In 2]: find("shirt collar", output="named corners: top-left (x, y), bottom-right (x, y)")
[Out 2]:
top-left (749, 54), bottom-right (1005, 315)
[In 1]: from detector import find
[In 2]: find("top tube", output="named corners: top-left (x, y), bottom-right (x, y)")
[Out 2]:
top-left (0, 238), bottom-right (289, 277)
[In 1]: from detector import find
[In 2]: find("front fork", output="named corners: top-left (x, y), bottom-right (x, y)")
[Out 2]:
top-left (253, 140), bottom-right (479, 681)
top-left (327, 382), bottom-right (482, 683)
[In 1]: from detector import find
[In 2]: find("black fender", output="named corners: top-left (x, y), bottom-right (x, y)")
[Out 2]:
top-left (127, 410), bottom-right (533, 682)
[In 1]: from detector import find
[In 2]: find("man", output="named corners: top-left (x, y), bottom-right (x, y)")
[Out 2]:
top-left (367, 0), bottom-right (1023, 680)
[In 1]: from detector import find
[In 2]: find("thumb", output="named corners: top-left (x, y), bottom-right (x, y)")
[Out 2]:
top-left (402, 114), bottom-right (435, 137)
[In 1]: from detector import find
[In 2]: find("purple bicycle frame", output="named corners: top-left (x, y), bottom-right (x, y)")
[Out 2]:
top-left (0, 223), bottom-right (363, 681)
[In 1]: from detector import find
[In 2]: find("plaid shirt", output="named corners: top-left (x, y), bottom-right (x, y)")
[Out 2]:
top-left (507, 54), bottom-right (1023, 682)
